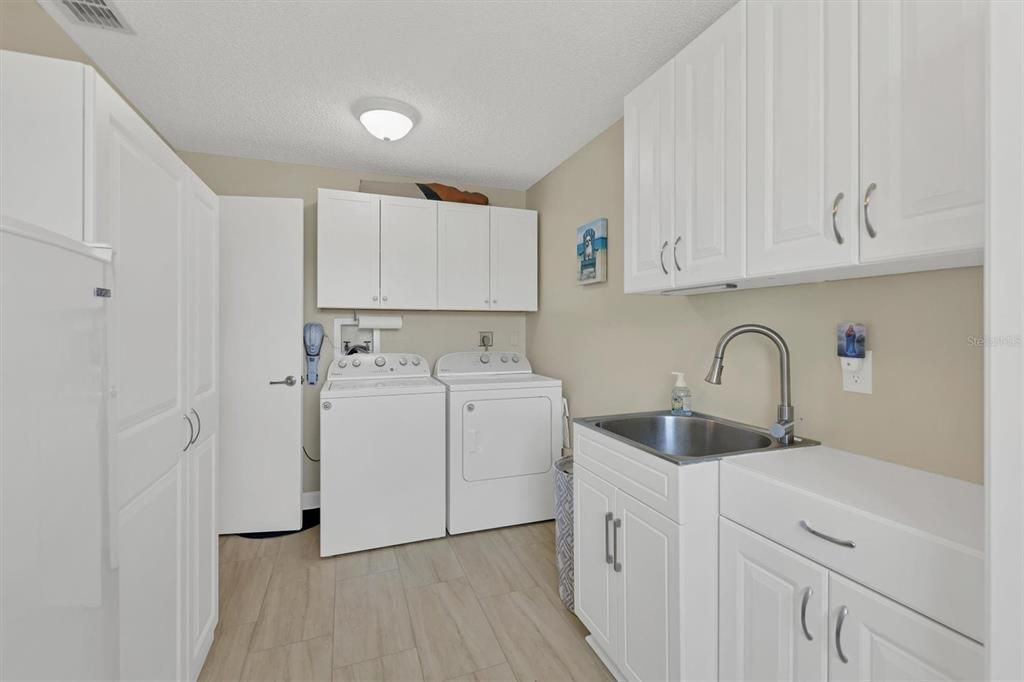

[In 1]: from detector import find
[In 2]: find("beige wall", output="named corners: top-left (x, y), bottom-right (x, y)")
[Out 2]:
top-left (182, 152), bottom-right (526, 493)
top-left (525, 120), bottom-right (983, 483)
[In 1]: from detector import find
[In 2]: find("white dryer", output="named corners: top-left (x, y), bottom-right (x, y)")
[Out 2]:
top-left (434, 351), bottom-right (562, 534)
top-left (320, 353), bottom-right (445, 556)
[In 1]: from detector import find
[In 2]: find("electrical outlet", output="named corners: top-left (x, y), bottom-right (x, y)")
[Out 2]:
top-left (842, 350), bottom-right (873, 394)
top-left (478, 331), bottom-right (494, 349)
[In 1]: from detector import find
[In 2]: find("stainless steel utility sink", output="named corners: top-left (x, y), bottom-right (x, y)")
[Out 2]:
top-left (575, 411), bottom-right (817, 464)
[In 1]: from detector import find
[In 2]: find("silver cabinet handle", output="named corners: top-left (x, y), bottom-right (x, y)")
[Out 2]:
top-left (612, 518), bottom-right (622, 572)
top-left (799, 520), bottom-right (855, 548)
top-left (835, 606), bottom-right (849, 663)
top-left (863, 182), bottom-right (878, 238)
top-left (269, 375), bottom-right (297, 386)
top-left (182, 415), bottom-right (194, 452)
top-left (831, 192), bottom-right (845, 245)
top-left (604, 512), bottom-right (614, 564)
top-left (189, 408), bottom-right (202, 445)
top-left (659, 241), bottom-right (669, 275)
top-left (800, 587), bottom-right (814, 641)
top-left (672, 236), bottom-right (682, 271)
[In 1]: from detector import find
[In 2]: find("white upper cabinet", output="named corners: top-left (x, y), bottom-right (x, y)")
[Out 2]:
top-left (828, 573), bottom-right (983, 682)
top-left (0, 50), bottom-right (87, 242)
top-left (317, 189), bottom-right (381, 309)
top-left (719, 518), bottom-right (829, 682)
top-left (673, 0), bottom-right (746, 287)
top-left (624, 60), bottom-right (675, 293)
top-left (746, 0), bottom-right (859, 275)
top-left (489, 207), bottom-right (538, 311)
top-left (380, 196), bottom-right (437, 309)
top-left (858, 0), bottom-right (986, 263)
top-left (438, 203), bottom-right (491, 309)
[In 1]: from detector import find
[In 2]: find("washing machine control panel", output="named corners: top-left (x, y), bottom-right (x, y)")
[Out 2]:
top-left (434, 350), bottom-right (532, 376)
top-left (329, 353), bottom-right (430, 379)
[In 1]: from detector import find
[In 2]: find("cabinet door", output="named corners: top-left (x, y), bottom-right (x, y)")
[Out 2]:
top-left (747, 1), bottom-right (858, 276)
top-left (380, 196), bottom-right (437, 309)
top-left (119, 462), bottom-right (187, 681)
top-left (317, 189), bottom-right (380, 308)
top-left (719, 519), bottom-right (829, 682)
top-left (673, 1), bottom-right (745, 287)
top-left (437, 203), bottom-right (491, 310)
top-left (573, 465), bottom-right (618, 660)
top-left (616, 492), bottom-right (681, 682)
top-left (0, 50), bottom-right (86, 242)
top-left (624, 60), bottom-right (674, 293)
top-left (489, 207), bottom-right (537, 311)
top-left (859, 0), bottom-right (986, 263)
top-left (185, 174), bottom-right (218, 677)
top-left (187, 436), bottom-right (217, 679)
top-left (828, 574), bottom-right (983, 682)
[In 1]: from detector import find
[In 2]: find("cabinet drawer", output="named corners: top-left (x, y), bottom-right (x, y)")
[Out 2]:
top-left (574, 424), bottom-right (717, 525)
top-left (721, 461), bottom-right (983, 642)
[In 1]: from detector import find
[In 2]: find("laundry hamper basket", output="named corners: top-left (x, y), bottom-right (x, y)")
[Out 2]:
top-left (554, 456), bottom-right (574, 611)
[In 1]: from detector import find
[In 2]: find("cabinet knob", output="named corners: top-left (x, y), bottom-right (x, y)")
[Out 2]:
top-left (382, 295), bottom-right (388, 302)
top-left (372, 295), bottom-right (379, 302)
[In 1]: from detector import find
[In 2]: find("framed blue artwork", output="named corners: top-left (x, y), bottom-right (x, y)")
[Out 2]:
top-left (577, 218), bottom-right (608, 285)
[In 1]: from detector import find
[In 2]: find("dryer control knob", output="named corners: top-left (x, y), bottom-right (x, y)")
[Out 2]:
top-left (480, 354), bottom-right (490, 364)
top-left (399, 357), bottom-right (408, 366)
top-left (374, 356), bottom-right (386, 367)
top-left (411, 357), bottom-right (421, 366)
top-left (338, 360), bottom-right (347, 368)
top-left (352, 359), bottom-right (361, 367)
top-left (500, 355), bottom-right (509, 363)
top-left (512, 355), bottom-right (520, 363)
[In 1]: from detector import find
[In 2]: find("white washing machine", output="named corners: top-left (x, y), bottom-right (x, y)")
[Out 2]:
top-left (320, 352), bottom-right (446, 557)
top-left (434, 351), bottom-right (562, 534)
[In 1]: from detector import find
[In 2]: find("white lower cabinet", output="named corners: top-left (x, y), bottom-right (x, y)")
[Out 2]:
top-left (720, 518), bottom-right (828, 682)
top-left (828, 574), bottom-right (984, 682)
top-left (574, 464), bottom-right (684, 682)
top-left (720, 518), bottom-right (983, 682)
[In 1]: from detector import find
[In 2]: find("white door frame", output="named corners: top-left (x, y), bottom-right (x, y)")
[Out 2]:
top-left (986, 1), bottom-right (1024, 678)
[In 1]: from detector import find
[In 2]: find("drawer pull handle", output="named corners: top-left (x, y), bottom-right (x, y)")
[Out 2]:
top-left (835, 605), bottom-right (849, 663)
top-left (612, 518), bottom-right (622, 573)
top-left (604, 512), bottom-right (613, 565)
top-left (800, 587), bottom-right (814, 641)
top-left (799, 520), bottom-right (856, 548)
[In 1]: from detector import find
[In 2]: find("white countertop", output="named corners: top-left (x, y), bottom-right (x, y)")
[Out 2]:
top-left (722, 445), bottom-right (984, 553)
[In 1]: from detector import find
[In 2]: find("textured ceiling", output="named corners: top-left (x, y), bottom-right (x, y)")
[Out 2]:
top-left (41, 0), bottom-right (735, 190)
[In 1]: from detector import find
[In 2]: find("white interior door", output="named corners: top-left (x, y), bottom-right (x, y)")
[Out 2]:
top-left (219, 196), bottom-right (303, 534)
top-left (673, 0), bottom-right (745, 287)
top-left (573, 465), bottom-right (618, 660)
top-left (489, 207), bottom-right (538, 311)
top-left (828, 574), bottom-right (983, 682)
top-left (746, 0), bottom-right (859, 276)
top-left (316, 189), bottom-right (380, 308)
top-left (719, 518), bottom-right (829, 682)
top-left (379, 196), bottom-right (437, 309)
top-left (437, 202), bottom-right (491, 309)
top-left (859, 0), bottom-right (986, 263)
top-left (623, 59), bottom-right (675, 293)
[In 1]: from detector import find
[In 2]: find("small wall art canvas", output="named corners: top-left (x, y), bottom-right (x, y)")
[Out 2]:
top-left (577, 218), bottom-right (608, 285)
top-left (837, 322), bottom-right (867, 359)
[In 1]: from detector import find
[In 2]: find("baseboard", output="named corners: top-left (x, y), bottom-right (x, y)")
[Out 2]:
top-left (302, 491), bottom-right (320, 510)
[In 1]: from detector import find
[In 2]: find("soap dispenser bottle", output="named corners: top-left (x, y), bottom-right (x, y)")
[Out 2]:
top-left (670, 372), bottom-right (693, 416)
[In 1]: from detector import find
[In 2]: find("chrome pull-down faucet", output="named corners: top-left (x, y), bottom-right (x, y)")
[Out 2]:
top-left (705, 324), bottom-right (795, 444)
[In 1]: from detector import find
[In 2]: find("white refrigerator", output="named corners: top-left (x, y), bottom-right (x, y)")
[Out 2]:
top-left (0, 221), bottom-right (120, 680)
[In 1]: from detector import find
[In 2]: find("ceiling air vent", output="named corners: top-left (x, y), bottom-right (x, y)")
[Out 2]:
top-left (59, 0), bottom-right (132, 33)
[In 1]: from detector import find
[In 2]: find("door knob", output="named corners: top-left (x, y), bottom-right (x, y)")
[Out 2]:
top-left (270, 375), bottom-right (297, 386)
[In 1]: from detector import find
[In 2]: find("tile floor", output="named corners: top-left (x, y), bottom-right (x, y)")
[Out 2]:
top-left (200, 522), bottom-right (612, 682)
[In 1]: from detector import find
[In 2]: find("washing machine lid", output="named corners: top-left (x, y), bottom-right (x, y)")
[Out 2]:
top-left (438, 373), bottom-right (562, 392)
top-left (321, 376), bottom-right (444, 398)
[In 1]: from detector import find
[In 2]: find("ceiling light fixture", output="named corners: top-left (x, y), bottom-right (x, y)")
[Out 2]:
top-left (353, 98), bottom-right (419, 142)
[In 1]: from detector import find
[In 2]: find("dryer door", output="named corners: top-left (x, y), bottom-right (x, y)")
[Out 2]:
top-left (461, 396), bottom-right (554, 481)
